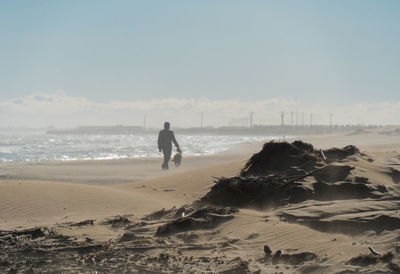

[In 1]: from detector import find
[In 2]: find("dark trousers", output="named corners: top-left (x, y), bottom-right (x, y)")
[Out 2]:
top-left (162, 149), bottom-right (172, 169)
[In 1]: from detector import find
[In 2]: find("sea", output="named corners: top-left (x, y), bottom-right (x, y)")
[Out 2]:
top-left (0, 129), bottom-right (275, 163)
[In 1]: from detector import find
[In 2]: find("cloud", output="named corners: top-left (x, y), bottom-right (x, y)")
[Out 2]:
top-left (0, 91), bottom-right (399, 128)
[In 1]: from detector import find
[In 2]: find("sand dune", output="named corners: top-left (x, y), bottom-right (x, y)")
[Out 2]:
top-left (1, 130), bottom-right (400, 272)
top-left (0, 180), bottom-right (169, 230)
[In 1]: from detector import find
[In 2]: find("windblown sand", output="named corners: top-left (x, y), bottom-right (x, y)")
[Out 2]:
top-left (1, 129), bottom-right (400, 273)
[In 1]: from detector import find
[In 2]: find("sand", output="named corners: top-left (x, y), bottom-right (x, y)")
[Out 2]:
top-left (1, 128), bottom-right (400, 273)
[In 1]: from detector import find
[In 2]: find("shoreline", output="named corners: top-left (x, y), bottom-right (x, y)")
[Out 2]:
top-left (0, 138), bottom-right (266, 185)
top-left (1, 131), bottom-right (400, 185)
top-left (0, 154), bottom-right (250, 186)
top-left (0, 132), bottom-right (275, 165)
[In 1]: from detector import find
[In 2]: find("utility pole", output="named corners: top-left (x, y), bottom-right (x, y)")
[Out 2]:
top-left (280, 112), bottom-right (285, 126)
top-left (291, 111), bottom-right (294, 127)
top-left (249, 112), bottom-right (253, 128)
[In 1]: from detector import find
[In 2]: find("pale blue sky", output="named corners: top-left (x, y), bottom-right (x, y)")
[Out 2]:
top-left (1, 0), bottom-right (399, 105)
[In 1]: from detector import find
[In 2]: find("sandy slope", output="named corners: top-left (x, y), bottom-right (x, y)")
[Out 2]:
top-left (0, 147), bottom-right (252, 229)
top-left (0, 161), bottom-right (247, 230)
top-left (0, 180), bottom-right (171, 230)
top-left (1, 128), bottom-right (400, 273)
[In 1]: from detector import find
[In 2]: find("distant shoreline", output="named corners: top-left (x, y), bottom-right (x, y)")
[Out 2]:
top-left (45, 124), bottom-right (377, 136)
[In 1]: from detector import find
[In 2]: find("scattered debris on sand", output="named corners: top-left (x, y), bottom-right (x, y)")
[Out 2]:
top-left (272, 251), bottom-right (318, 265)
top-left (69, 219), bottom-right (95, 227)
top-left (101, 215), bottom-right (132, 228)
top-left (156, 206), bottom-right (237, 236)
top-left (0, 217), bottom-right (251, 273)
top-left (348, 251), bottom-right (394, 266)
top-left (387, 167), bottom-right (400, 184)
top-left (263, 245), bottom-right (272, 256)
top-left (2, 140), bottom-right (400, 273)
top-left (279, 209), bottom-right (400, 235)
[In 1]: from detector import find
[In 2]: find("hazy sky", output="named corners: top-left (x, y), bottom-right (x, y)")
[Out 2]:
top-left (1, 1), bottom-right (400, 127)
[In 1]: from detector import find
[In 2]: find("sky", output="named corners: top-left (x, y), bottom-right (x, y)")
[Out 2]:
top-left (0, 0), bottom-right (400, 127)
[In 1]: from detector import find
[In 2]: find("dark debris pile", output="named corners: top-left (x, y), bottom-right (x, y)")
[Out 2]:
top-left (201, 175), bottom-right (313, 208)
top-left (240, 140), bottom-right (321, 176)
top-left (201, 141), bottom-right (374, 209)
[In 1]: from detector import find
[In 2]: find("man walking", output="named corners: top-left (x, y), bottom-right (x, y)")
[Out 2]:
top-left (158, 122), bottom-right (181, 170)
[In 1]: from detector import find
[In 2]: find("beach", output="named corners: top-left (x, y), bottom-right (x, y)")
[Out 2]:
top-left (2, 0), bottom-right (400, 272)
top-left (1, 128), bottom-right (400, 272)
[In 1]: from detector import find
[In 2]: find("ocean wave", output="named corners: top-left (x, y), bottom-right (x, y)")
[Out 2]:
top-left (0, 132), bottom-right (275, 163)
